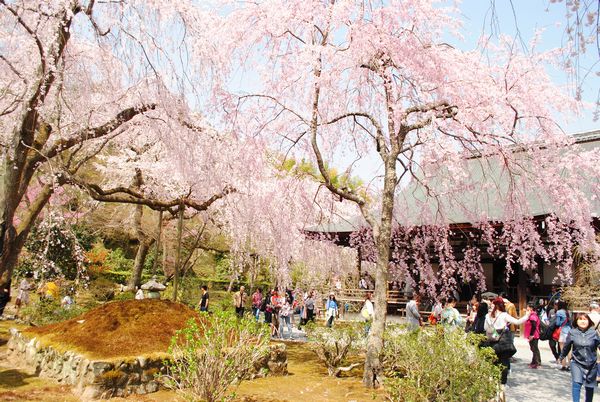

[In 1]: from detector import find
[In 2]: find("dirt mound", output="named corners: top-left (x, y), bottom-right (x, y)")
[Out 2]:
top-left (24, 299), bottom-right (198, 360)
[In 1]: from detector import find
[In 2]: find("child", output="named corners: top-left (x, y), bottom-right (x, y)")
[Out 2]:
top-left (524, 302), bottom-right (541, 368)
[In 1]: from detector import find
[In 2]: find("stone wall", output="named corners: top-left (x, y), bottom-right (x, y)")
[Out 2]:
top-left (7, 328), bottom-right (288, 400)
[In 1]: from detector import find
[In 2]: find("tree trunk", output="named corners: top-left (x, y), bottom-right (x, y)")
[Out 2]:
top-left (362, 157), bottom-right (396, 388)
top-left (128, 169), bottom-right (147, 290)
top-left (1, 182), bottom-right (54, 289)
top-left (151, 210), bottom-right (163, 276)
top-left (128, 239), bottom-right (155, 290)
top-left (173, 205), bottom-right (184, 302)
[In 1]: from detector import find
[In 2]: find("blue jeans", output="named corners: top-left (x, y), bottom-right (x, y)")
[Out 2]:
top-left (572, 382), bottom-right (594, 402)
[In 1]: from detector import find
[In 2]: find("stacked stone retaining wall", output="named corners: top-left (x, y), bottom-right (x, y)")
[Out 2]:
top-left (7, 328), bottom-right (287, 399)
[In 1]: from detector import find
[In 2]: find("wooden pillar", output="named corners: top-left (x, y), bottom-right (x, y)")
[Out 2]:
top-left (356, 247), bottom-right (362, 284)
top-left (517, 265), bottom-right (527, 318)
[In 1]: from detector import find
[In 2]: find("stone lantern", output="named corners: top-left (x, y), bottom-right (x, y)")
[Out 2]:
top-left (140, 276), bottom-right (166, 299)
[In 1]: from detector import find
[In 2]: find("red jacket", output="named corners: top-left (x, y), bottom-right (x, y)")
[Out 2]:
top-left (524, 311), bottom-right (541, 339)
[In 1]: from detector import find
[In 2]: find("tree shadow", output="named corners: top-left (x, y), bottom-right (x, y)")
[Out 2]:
top-left (0, 368), bottom-right (37, 388)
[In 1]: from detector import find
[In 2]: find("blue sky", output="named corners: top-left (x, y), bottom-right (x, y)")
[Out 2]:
top-left (457, 0), bottom-right (599, 133)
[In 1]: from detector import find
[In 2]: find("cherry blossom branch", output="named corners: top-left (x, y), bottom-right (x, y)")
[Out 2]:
top-left (67, 175), bottom-right (235, 214)
top-left (42, 104), bottom-right (156, 160)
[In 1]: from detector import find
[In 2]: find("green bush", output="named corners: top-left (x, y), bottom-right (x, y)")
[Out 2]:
top-left (21, 298), bottom-right (87, 326)
top-left (305, 323), bottom-right (364, 376)
top-left (163, 311), bottom-right (269, 402)
top-left (88, 277), bottom-right (116, 301)
top-left (382, 326), bottom-right (501, 402)
top-left (104, 247), bottom-right (133, 272)
top-left (113, 291), bottom-right (135, 301)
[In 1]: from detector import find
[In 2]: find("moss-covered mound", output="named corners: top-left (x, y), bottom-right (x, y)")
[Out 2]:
top-left (24, 299), bottom-right (197, 360)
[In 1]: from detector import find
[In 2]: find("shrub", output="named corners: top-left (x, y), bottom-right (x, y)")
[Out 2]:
top-left (113, 291), bottom-right (135, 301)
top-left (104, 247), bottom-right (133, 272)
top-left (21, 298), bottom-right (87, 326)
top-left (88, 277), bottom-right (116, 301)
top-left (305, 323), bottom-right (364, 377)
top-left (163, 311), bottom-right (269, 402)
top-left (382, 325), bottom-right (501, 402)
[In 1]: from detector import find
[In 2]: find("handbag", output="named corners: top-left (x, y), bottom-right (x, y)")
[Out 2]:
top-left (492, 329), bottom-right (517, 358)
top-left (552, 319), bottom-right (566, 341)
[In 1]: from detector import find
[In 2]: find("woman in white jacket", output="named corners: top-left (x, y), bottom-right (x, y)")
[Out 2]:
top-left (484, 297), bottom-right (530, 386)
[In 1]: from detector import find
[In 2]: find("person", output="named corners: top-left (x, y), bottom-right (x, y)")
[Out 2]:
top-left (233, 286), bottom-right (247, 318)
top-left (0, 279), bottom-right (11, 316)
top-left (325, 293), bottom-right (338, 328)
top-left (198, 285), bottom-right (209, 312)
top-left (16, 273), bottom-right (33, 311)
top-left (484, 297), bottom-right (530, 386)
top-left (431, 299), bottom-right (443, 324)
top-left (271, 288), bottom-right (284, 337)
top-left (556, 300), bottom-right (572, 370)
top-left (362, 292), bottom-right (374, 335)
top-left (279, 296), bottom-right (293, 339)
top-left (263, 290), bottom-right (273, 327)
top-left (559, 312), bottom-right (599, 402)
top-left (441, 296), bottom-right (463, 328)
top-left (472, 300), bottom-right (488, 334)
top-left (359, 276), bottom-right (368, 290)
top-left (304, 290), bottom-right (316, 324)
top-left (524, 302), bottom-right (541, 368)
top-left (547, 300), bottom-right (561, 362)
top-left (251, 288), bottom-right (262, 321)
top-left (40, 280), bottom-right (59, 300)
top-left (589, 301), bottom-right (600, 331)
top-left (465, 296), bottom-right (479, 331)
top-left (405, 293), bottom-right (422, 330)
top-left (537, 298), bottom-right (549, 325)
top-left (135, 286), bottom-right (144, 300)
top-left (61, 293), bottom-right (74, 309)
top-left (500, 292), bottom-right (518, 332)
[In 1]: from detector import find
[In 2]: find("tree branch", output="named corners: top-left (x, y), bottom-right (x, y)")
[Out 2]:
top-left (67, 175), bottom-right (235, 213)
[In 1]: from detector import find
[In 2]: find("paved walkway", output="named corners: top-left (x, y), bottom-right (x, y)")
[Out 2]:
top-left (506, 336), bottom-right (572, 402)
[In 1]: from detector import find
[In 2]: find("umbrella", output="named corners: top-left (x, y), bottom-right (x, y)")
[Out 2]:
top-left (481, 291), bottom-right (498, 299)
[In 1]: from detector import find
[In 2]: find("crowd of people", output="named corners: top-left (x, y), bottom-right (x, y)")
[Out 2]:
top-left (199, 285), bottom-right (324, 339)
top-left (0, 274), bottom-right (76, 318)
top-left (415, 291), bottom-right (600, 401)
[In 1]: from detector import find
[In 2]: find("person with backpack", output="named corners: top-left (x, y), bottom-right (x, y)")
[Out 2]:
top-left (556, 300), bottom-right (572, 371)
top-left (524, 302), bottom-right (542, 368)
top-left (484, 297), bottom-right (530, 386)
top-left (545, 300), bottom-right (561, 362)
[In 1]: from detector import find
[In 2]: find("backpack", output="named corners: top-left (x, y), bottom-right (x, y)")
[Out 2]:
top-left (538, 320), bottom-right (550, 340)
top-left (540, 314), bottom-right (557, 341)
